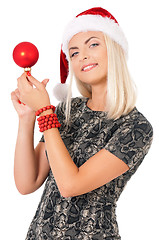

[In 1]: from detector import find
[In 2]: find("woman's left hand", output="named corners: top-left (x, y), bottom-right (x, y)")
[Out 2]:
top-left (17, 72), bottom-right (51, 112)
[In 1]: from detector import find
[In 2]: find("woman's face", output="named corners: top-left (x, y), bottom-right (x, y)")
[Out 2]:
top-left (68, 31), bottom-right (108, 86)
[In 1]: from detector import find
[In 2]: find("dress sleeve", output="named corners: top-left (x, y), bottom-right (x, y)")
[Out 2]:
top-left (104, 117), bottom-right (153, 170)
top-left (38, 101), bottom-right (64, 143)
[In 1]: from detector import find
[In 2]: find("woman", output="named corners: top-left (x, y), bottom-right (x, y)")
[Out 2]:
top-left (11, 7), bottom-right (153, 240)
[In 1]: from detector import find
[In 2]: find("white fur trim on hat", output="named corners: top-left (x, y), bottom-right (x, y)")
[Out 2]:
top-left (53, 83), bottom-right (70, 102)
top-left (62, 14), bottom-right (128, 60)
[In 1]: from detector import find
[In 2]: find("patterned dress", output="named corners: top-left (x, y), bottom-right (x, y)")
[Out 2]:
top-left (26, 96), bottom-right (153, 240)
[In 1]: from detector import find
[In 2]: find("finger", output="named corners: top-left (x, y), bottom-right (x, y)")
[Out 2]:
top-left (41, 79), bottom-right (49, 87)
top-left (17, 72), bottom-right (32, 91)
top-left (15, 88), bottom-right (20, 98)
top-left (11, 89), bottom-right (21, 103)
top-left (11, 91), bottom-right (18, 101)
top-left (11, 92), bottom-right (23, 106)
top-left (26, 73), bottom-right (43, 89)
top-left (17, 73), bottom-right (33, 87)
top-left (11, 91), bottom-right (19, 106)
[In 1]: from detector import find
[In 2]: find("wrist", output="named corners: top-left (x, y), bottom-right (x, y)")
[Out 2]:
top-left (19, 115), bottom-right (36, 125)
top-left (35, 104), bottom-right (60, 132)
top-left (35, 104), bottom-right (55, 117)
top-left (39, 109), bottom-right (54, 116)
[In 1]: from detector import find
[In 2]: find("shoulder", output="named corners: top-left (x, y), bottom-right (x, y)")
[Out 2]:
top-left (123, 107), bottom-right (153, 134)
top-left (107, 107), bottom-right (154, 149)
top-left (115, 106), bottom-right (152, 131)
top-left (116, 107), bottom-right (153, 148)
top-left (56, 96), bottom-right (86, 112)
top-left (70, 96), bottom-right (86, 108)
top-left (104, 107), bottom-right (153, 170)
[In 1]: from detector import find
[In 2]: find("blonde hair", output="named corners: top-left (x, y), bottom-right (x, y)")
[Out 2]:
top-left (63, 33), bottom-right (137, 129)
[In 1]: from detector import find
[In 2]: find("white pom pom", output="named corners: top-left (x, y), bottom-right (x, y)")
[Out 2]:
top-left (53, 83), bottom-right (69, 102)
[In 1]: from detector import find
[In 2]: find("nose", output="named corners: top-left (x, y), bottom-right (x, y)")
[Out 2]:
top-left (79, 54), bottom-right (89, 62)
top-left (79, 49), bottom-right (89, 61)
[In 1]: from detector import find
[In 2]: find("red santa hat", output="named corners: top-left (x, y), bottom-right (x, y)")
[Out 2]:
top-left (53, 7), bottom-right (128, 102)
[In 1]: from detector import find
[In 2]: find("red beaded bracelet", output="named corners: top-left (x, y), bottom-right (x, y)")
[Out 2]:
top-left (37, 113), bottom-right (61, 132)
top-left (35, 105), bottom-right (56, 116)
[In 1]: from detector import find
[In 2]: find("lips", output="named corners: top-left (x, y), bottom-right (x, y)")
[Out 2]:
top-left (81, 63), bottom-right (98, 71)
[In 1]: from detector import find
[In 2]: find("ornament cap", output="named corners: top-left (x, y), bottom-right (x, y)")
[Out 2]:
top-left (24, 67), bottom-right (31, 72)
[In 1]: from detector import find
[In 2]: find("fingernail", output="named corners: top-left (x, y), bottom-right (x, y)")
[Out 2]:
top-left (22, 103), bottom-right (26, 105)
top-left (27, 72), bottom-right (31, 76)
top-left (18, 100), bottom-right (21, 104)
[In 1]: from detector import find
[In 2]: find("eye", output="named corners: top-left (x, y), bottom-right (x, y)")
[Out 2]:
top-left (90, 43), bottom-right (99, 48)
top-left (70, 52), bottom-right (79, 58)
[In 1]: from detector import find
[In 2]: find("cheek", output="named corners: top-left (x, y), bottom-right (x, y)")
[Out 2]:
top-left (100, 51), bottom-right (108, 71)
top-left (70, 61), bottom-right (78, 74)
top-left (71, 61), bottom-right (82, 80)
top-left (102, 58), bottom-right (108, 71)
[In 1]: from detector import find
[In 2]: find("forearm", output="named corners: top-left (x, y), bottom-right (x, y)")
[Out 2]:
top-left (41, 110), bottom-right (79, 197)
top-left (14, 116), bottom-right (37, 194)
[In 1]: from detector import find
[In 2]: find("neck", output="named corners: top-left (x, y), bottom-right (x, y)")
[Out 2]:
top-left (88, 85), bottom-right (107, 111)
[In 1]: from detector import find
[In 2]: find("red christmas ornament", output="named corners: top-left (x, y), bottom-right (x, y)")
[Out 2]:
top-left (13, 42), bottom-right (39, 105)
top-left (13, 42), bottom-right (39, 71)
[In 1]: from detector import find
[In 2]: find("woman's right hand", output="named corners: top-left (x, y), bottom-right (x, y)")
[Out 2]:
top-left (11, 78), bottom-right (49, 119)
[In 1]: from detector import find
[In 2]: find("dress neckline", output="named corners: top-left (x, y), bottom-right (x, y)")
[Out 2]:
top-left (82, 97), bottom-right (138, 118)
top-left (83, 97), bottom-right (108, 114)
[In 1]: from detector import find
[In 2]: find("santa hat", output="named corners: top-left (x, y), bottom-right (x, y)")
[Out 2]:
top-left (53, 7), bottom-right (128, 102)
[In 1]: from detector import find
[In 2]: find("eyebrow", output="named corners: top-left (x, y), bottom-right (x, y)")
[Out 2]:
top-left (69, 36), bottom-right (100, 51)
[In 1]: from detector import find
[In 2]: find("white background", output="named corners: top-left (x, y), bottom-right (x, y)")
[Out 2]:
top-left (0, 0), bottom-right (158, 239)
